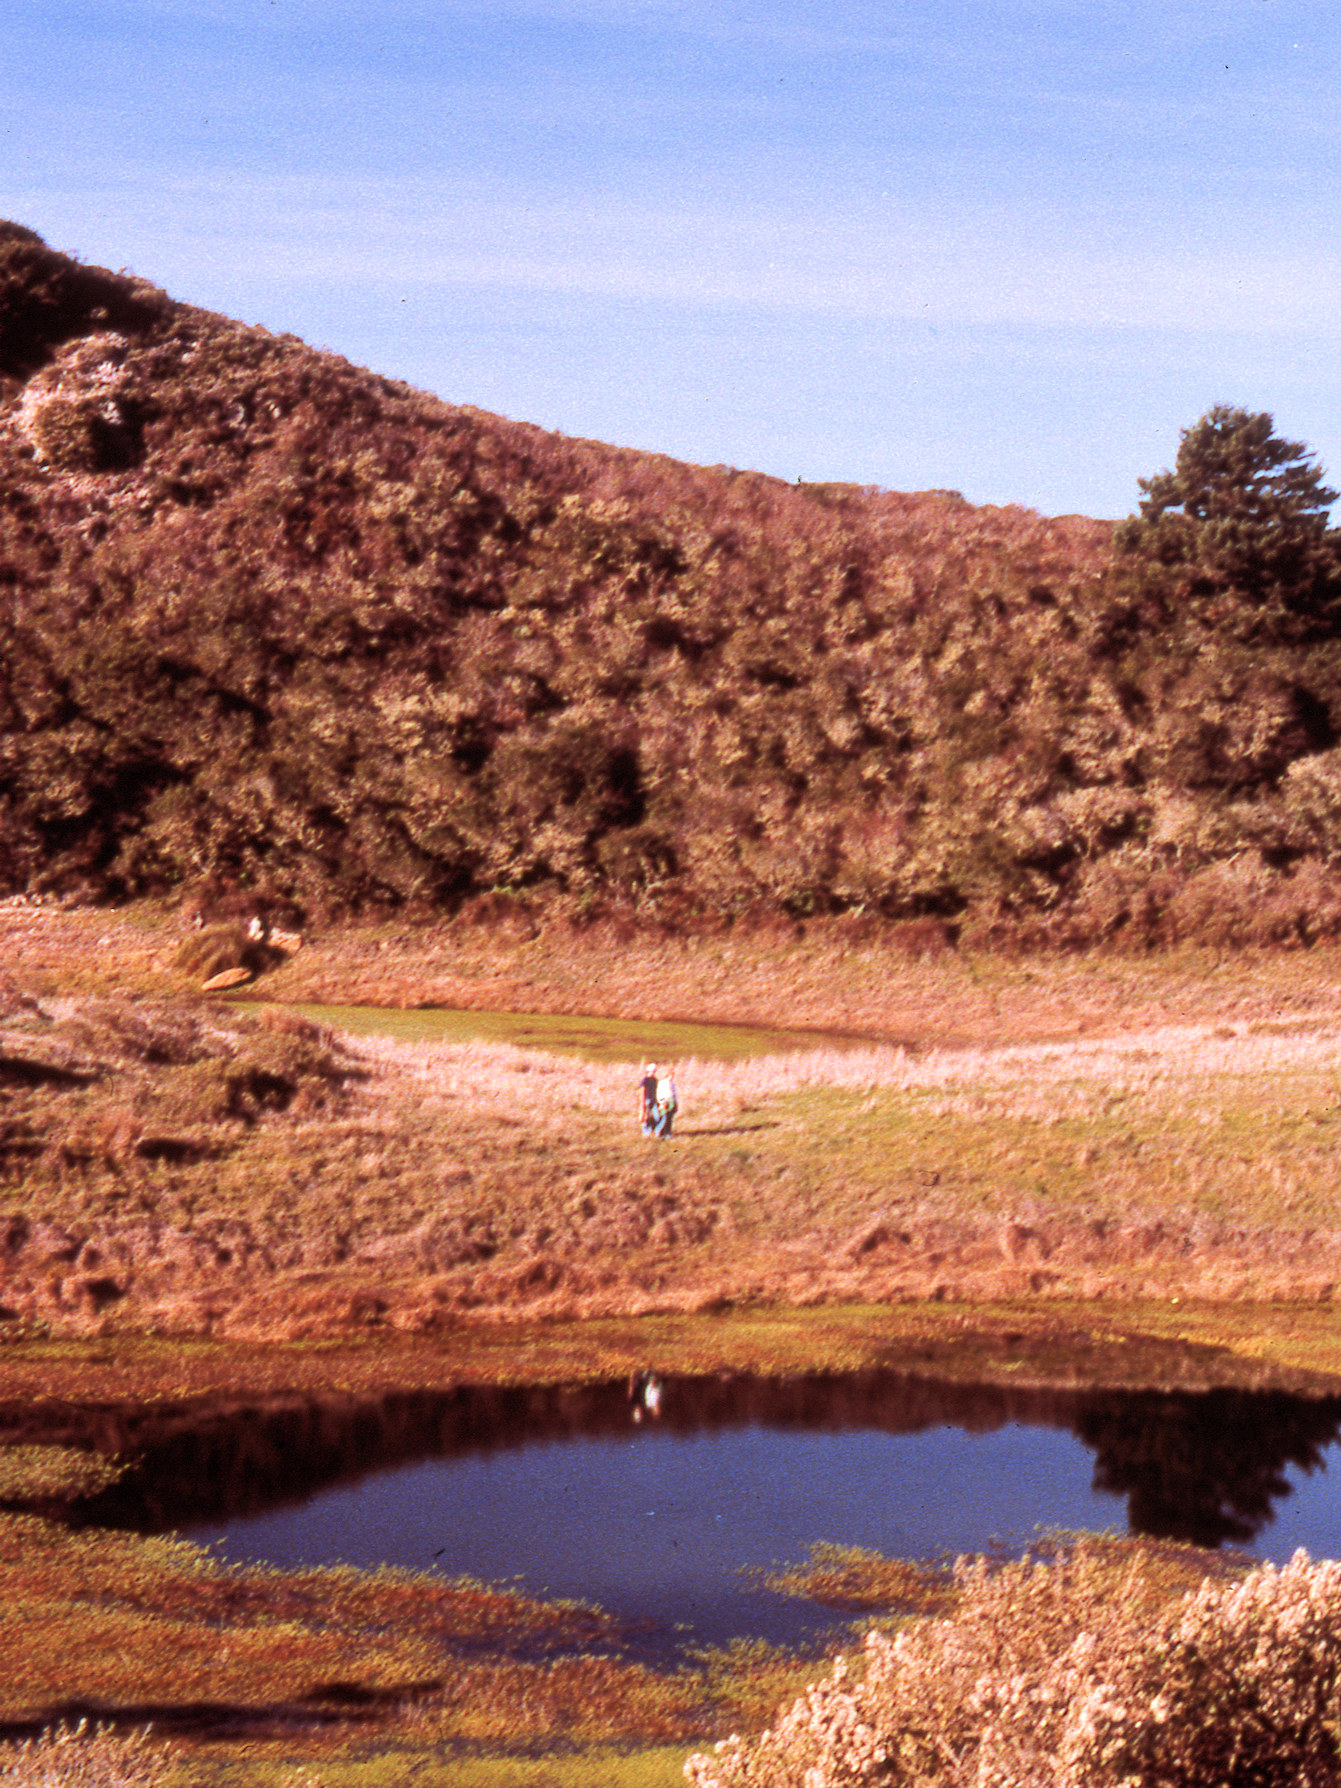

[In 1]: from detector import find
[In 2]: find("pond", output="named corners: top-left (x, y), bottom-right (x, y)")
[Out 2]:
top-left (26, 1372), bottom-right (1341, 1659)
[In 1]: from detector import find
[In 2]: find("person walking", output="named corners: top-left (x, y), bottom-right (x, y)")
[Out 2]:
top-left (653, 1066), bottom-right (677, 1138)
top-left (639, 1062), bottom-right (659, 1136)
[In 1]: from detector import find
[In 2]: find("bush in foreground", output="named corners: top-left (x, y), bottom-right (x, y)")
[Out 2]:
top-left (686, 1543), bottom-right (1341, 1787)
top-left (0, 1725), bottom-right (169, 1788)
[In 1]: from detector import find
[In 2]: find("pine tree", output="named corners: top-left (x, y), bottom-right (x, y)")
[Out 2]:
top-left (1114, 405), bottom-right (1341, 635)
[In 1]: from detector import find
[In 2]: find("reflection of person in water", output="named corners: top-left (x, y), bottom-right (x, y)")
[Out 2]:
top-left (629, 1369), bottom-right (664, 1422)
top-left (1074, 1389), bottom-right (1341, 1549)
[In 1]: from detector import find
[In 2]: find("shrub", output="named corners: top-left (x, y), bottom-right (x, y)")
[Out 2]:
top-left (686, 1544), bottom-right (1341, 1787)
top-left (9, 224), bottom-right (1341, 946)
top-left (0, 1724), bottom-right (170, 1788)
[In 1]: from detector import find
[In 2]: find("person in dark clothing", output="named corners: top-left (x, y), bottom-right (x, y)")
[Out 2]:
top-left (639, 1062), bottom-right (659, 1136)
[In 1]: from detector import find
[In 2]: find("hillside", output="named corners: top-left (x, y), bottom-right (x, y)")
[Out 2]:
top-left (5, 219), bottom-right (1341, 947)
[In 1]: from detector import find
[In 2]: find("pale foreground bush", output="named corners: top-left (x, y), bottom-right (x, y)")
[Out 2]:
top-left (686, 1545), bottom-right (1341, 1788)
top-left (0, 1725), bottom-right (171, 1788)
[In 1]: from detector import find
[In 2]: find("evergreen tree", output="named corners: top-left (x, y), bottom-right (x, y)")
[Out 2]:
top-left (1114, 405), bottom-right (1341, 635)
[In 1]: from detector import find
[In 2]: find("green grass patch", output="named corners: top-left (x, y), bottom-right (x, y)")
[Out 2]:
top-left (0, 1445), bottom-right (129, 1502)
top-left (269, 1002), bottom-right (856, 1063)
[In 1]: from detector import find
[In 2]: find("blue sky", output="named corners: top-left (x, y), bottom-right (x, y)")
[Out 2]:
top-left (5, 1), bottom-right (1339, 515)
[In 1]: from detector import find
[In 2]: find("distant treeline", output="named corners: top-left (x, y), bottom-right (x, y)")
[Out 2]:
top-left (5, 217), bottom-right (1341, 947)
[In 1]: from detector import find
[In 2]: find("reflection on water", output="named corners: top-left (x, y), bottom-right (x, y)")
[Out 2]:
top-left (8, 1373), bottom-right (1341, 1651)
top-left (1077, 1389), bottom-right (1341, 1548)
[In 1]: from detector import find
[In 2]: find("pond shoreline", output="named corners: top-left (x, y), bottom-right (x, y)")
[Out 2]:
top-left (0, 1298), bottom-right (1340, 1414)
top-left (3, 1336), bottom-right (1336, 1763)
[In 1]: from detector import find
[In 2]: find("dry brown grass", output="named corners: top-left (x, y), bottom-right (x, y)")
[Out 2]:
top-left (11, 900), bottom-right (1341, 1338)
top-left (203, 914), bottom-right (1341, 1048)
top-left (11, 900), bottom-right (1341, 1041)
top-left (215, 999), bottom-right (1341, 1326)
top-left (0, 1506), bottom-right (815, 1773)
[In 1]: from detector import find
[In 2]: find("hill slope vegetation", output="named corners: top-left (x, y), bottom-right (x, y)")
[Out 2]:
top-left (5, 220), bottom-right (1341, 947)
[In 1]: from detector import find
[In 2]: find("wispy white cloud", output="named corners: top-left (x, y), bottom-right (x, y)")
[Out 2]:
top-left (19, 169), bottom-right (1338, 339)
top-left (8, 0), bottom-right (1339, 512)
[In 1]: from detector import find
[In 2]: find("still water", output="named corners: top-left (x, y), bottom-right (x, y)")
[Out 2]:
top-left (56, 1373), bottom-right (1341, 1654)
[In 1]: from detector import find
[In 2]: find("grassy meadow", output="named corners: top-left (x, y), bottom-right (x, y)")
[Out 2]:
top-left (8, 897), bottom-right (1341, 1339)
top-left (8, 908), bottom-right (1341, 1781)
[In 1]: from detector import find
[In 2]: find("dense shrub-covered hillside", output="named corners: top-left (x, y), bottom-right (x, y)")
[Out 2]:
top-left (5, 219), bottom-right (1341, 946)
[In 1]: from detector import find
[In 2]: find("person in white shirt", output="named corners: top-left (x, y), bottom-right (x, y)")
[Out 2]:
top-left (652, 1068), bottom-right (677, 1138)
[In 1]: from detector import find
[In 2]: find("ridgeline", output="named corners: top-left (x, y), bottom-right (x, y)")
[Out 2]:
top-left (5, 219), bottom-right (1341, 948)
